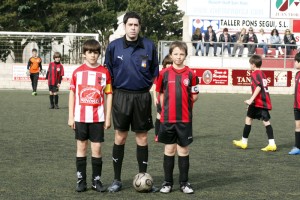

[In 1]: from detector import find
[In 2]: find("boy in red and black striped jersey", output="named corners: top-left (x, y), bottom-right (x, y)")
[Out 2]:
top-left (68, 39), bottom-right (112, 193)
top-left (46, 52), bottom-right (64, 109)
top-left (153, 55), bottom-right (173, 142)
top-left (288, 52), bottom-right (300, 155)
top-left (155, 41), bottom-right (199, 194)
top-left (233, 55), bottom-right (277, 152)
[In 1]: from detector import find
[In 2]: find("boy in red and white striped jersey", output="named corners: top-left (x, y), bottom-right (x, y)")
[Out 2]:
top-left (155, 41), bottom-right (199, 194)
top-left (233, 55), bottom-right (277, 152)
top-left (289, 52), bottom-right (300, 155)
top-left (68, 39), bottom-right (112, 192)
top-left (46, 52), bottom-right (64, 109)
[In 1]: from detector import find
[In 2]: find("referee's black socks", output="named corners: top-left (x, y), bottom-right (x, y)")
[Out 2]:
top-left (112, 144), bottom-right (125, 181)
top-left (137, 145), bottom-right (148, 173)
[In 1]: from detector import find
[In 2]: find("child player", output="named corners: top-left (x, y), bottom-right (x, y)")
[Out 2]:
top-left (46, 52), bottom-right (64, 109)
top-left (153, 55), bottom-right (172, 142)
top-left (233, 55), bottom-right (277, 152)
top-left (27, 48), bottom-right (42, 96)
top-left (288, 52), bottom-right (300, 155)
top-left (68, 39), bottom-right (113, 192)
top-left (155, 41), bottom-right (199, 194)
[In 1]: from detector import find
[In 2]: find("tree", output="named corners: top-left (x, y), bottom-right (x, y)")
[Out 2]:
top-left (0, 0), bottom-right (127, 63)
top-left (127, 0), bottom-right (184, 44)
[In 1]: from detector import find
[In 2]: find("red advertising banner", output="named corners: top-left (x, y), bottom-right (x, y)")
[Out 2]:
top-left (232, 70), bottom-right (292, 87)
top-left (192, 68), bottom-right (228, 85)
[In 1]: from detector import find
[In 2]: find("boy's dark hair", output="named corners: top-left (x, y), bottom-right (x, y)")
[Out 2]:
top-left (32, 48), bottom-right (37, 52)
top-left (123, 11), bottom-right (141, 25)
top-left (162, 55), bottom-right (172, 68)
top-left (249, 55), bottom-right (262, 68)
top-left (295, 52), bottom-right (300, 63)
top-left (82, 39), bottom-right (101, 54)
top-left (53, 52), bottom-right (61, 59)
top-left (169, 41), bottom-right (188, 56)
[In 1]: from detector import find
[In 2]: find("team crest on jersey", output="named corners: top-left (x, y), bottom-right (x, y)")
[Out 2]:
top-left (183, 78), bottom-right (190, 86)
top-left (78, 85), bottom-right (103, 106)
top-left (57, 68), bottom-right (60, 72)
top-left (98, 76), bottom-right (106, 85)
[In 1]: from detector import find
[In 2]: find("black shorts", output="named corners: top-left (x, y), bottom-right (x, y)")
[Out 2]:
top-left (158, 122), bottom-right (193, 147)
top-left (49, 85), bottom-right (59, 92)
top-left (247, 104), bottom-right (271, 122)
top-left (294, 109), bottom-right (300, 120)
top-left (156, 103), bottom-right (162, 114)
top-left (112, 89), bottom-right (153, 132)
top-left (75, 122), bottom-right (104, 142)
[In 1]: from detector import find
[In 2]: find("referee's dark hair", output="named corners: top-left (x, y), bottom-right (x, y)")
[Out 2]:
top-left (123, 11), bottom-right (141, 25)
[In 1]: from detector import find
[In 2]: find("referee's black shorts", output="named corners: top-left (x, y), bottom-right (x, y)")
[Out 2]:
top-left (112, 89), bottom-right (153, 133)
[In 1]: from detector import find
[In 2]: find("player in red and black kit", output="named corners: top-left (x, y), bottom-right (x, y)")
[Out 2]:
top-left (289, 52), bottom-right (300, 155)
top-left (233, 55), bottom-right (277, 152)
top-left (156, 41), bottom-right (199, 194)
top-left (153, 55), bottom-right (172, 142)
top-left (46, 52), bottom-right (64, 109)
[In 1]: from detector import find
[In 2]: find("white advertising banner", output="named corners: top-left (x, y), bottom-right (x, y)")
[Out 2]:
top-left (271, 0), bottom-right (300, 18)
top-left (186, 0), bottom-right (270, 18)
top-left (12, 64), bottom-right (78, 82)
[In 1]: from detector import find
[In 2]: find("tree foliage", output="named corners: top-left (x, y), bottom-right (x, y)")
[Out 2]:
top-left (127, 0), bottom-right (184, 44)
top-left (0, 0), bottom-right (183, 62)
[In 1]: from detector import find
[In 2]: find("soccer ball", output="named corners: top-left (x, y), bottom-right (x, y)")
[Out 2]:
top-left (133, 172), bottom-right (153, 192)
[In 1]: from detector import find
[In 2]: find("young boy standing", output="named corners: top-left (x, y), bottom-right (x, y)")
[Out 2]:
top-left (153, 55), bottom-right (172, 142)
top-left (233, 55), bottom-right (277, 152)
top-left (27, 48), bottom-right (42, 96)
top-left (46, 52), bottom-right (64, 109)
top-left (289, 52), bottom-right (300, 155)
top-left (68, 39), bottom-right (112, 192)
top-left (155, 41), bottom-right (199, 194)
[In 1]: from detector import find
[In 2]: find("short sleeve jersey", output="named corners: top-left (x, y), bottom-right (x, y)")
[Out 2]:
top-left (28, 57), bottom-right (42, 73)
top-left (251, 70), bottom-right (272, 110)
top-left (294, 71), bottom-right (300, 109)
top-left (70, 64), bottom-right (112, 123)
top-left (46, 62), bottom-right (64, 86)
top-left (156, 66), bottom-right (199, 123)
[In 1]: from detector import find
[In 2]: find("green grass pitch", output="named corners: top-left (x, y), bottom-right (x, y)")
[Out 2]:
top-left (0, 90), bottom-right (299, 200)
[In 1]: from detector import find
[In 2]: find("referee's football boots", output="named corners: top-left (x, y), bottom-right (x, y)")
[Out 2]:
top-left (76, 179), bottom-right (87, 192)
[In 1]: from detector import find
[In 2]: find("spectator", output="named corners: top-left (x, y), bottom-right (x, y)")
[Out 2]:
top-left (244, 27), bottom-right (258, 57)
top-left (218, 28), bottom-right (232, 56)
top-left (270, 29), bottom-right (284, 58)
top-left (191, 28), bottom-right (204, 56)
top-left (284, 29), bottom-right (297, 57)
top-left (232, 28), bottom-right (247, 57)
top-left (204, 26), bottom-right (218, 56)
top-left (257, 28), bottom-right (271, 57)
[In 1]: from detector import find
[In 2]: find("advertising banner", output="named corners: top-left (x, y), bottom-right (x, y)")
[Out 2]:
top-left (271, 0), bottom-right (300, 18)
top-left (193, 68), bottom-right (228, 85)
top-left (232, 70), bottom-right (292, 87)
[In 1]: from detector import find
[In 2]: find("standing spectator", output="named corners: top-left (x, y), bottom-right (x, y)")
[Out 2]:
top-left (244, 27), bottom-right (258, 57)
top-left (257, 28), bottom-right (271, 57)
top-left (284, 29), bottom-right (297, 57)
top-left (191, 28), bottom-right (204, 56)
top-left (46, 52), bottom-right (64, 109)
top-left (204, 26), bottom-right (218, 56)
top-left (218, 28), bottom-right (232, 56)
top-left (104, 11), bottom-right (159, 193)
top-left (232, 28), bottom-right (247, 57)
top-left (270, 29), bottom-right (284, 58)
top-left (156, 41), bottom-right (199, 194)
top-left (27, 48), bottom-right (42, 96)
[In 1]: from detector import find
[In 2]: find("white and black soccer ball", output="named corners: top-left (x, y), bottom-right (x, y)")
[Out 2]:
top-left (133, 172), bottom-right (153, 192)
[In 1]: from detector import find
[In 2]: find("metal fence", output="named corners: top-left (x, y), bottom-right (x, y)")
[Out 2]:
top-left (158, 40), bottom-right (299, 66)
top-left (0, 32), bottom-right (98, 64)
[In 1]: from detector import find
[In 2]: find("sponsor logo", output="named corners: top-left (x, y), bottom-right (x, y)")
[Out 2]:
top-left (112, 157), bottom-right (118, 163)
top-left (79, 86), bottom-right (103, 106)
top-left (117, 55), bottom-right (123, 60)
top-left (202, 70), bottom-right (213, 84)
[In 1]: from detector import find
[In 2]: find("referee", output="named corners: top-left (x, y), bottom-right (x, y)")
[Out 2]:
top-left (104, 11), bottom-right (159, 193)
